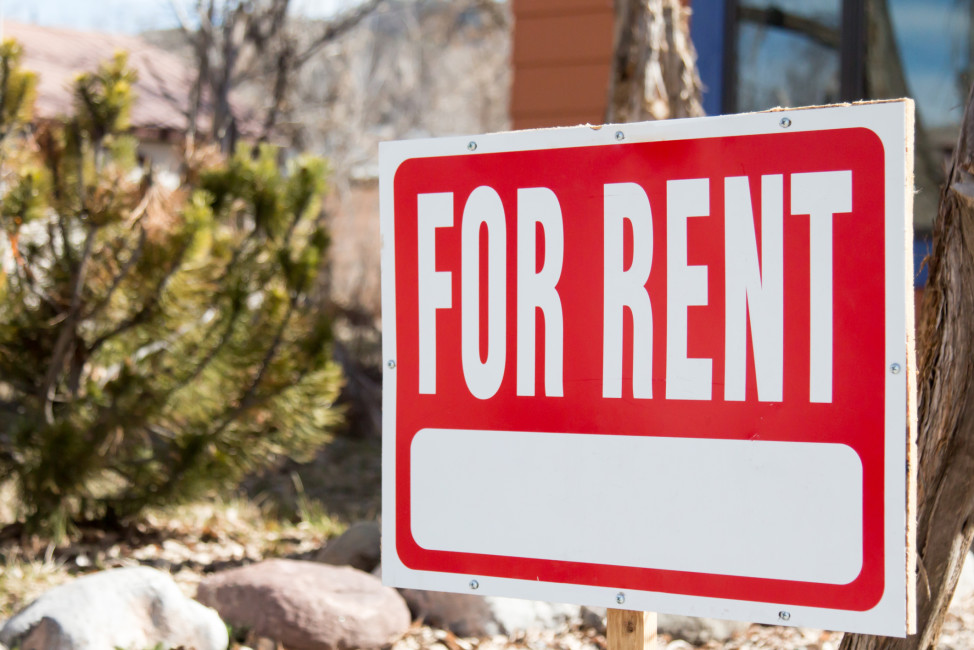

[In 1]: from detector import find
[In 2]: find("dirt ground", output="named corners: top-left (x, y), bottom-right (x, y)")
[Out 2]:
top-left (1, 436), bottom-right (969, 649)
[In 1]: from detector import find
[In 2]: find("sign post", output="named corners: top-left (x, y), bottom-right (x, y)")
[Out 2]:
top-left (608, 609), bottom-right (656, 650)
top-left (380, 101), bottom-right (916, 637)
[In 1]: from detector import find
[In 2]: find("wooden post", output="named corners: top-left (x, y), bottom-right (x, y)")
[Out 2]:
top-left (607, 609), bottom-right (657, 650)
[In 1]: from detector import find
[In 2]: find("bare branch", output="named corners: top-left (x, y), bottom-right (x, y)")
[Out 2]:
top-left (86, 239), bottom-right (190, 357)
top-left (81, 224), bottom-right (147, 322)
top-left (169, 0), bottom-right (198, 35)
top-left (209, 294), bottom-right (297, 437)
top-left (162, 292), bottom-right (247, 401)
top-left (737, 6), bottom-right (839, 50)
top-left (294, 0), bottom-right (388, 68)
top-left (39, 223), bottom-right (97, 424)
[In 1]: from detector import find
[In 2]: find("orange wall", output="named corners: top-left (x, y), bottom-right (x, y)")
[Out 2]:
top-left (510, 0), bottom-right (615, 129)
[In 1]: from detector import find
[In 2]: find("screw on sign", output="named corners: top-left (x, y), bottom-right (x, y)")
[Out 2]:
top-left (380, 102), bottom-right (916, 638)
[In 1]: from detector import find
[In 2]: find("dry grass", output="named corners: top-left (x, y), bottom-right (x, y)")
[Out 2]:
top-left (0, 549), bottom-right (73, 621)
top-left (0, 480), bottom-right (18, 526)
top-left (0, 488), bottom-right (351, 620)
top-left (0, 414), bottom-right (380, 625)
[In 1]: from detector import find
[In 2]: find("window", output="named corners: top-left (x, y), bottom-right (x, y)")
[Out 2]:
top-left (732, 0), bottom-right (843, 113)
top-left (693, 0), bottom-right (973, 283)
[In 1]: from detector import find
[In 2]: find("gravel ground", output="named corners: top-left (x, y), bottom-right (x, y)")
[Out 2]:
top-left (390, 621), bottom-right (843, 650)
top-left (386, 554), bottom-right (974, 650)
top-left (3, 508), bottom-right (971, 650)
top-left (387, 597), bottom-right (974, 650)
top-left (4, 435), bottom-right (973, 650)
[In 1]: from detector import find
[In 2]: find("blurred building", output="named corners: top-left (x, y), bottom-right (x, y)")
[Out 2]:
top-left (510, 0), bottom-right (971, 290)
top-left (2, 21), bottom-right (253, 187)
top-left (510, 0), bottom-right (615, 128)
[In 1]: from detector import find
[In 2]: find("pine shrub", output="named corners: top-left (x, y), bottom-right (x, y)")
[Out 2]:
top-left (0, 42), bottom-right (343, 538)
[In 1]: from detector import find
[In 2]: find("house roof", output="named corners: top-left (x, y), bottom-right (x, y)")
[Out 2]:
top-left (3, 20), bottom-right (252, 138)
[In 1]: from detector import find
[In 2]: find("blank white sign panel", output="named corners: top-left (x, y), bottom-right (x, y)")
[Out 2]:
top-left (411, 428), bottom-right (863, 585)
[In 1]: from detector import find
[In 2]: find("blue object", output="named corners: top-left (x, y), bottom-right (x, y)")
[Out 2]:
top-left (691, 0), bottom-right (728, 116)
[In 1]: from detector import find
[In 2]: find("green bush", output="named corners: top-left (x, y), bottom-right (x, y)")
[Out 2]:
top-left (0, 42), bottom-right (342, 539)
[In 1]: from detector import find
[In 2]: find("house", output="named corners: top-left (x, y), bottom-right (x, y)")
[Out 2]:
top-left (2, 20), bottom-right (251, 187)
top-left (509, 0), bottom-right (959, 291)
top-left (510, 0), bottom-right (615, 128)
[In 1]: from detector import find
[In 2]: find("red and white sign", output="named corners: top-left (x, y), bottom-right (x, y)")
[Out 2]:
top-left (380, 102), bottom-right (915, 636)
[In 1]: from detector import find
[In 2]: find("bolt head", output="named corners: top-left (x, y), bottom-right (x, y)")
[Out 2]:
top-left (469, 579), bottom-right (479, 590)
top-left (467, 141), bottom-right (477, 151)
top-left (615, 592), bottom-right (625, 605)
top-left (387, 360), bottom-right (396, 370)
top-left (615, 131), bottom-right (625, 141)
top-left (779, 117), bottom-right (792, 128)
top-left (891, 363), bottom-right (902, 374)
top-left (778, 610), bottom-right (791, 621)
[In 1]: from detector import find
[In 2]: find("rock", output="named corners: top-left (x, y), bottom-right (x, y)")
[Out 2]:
top-left (0, 566), bottom-right (227, 650)
top-left (315, 520), bottom-right (381, 572)
top-left (580, 606), bottom-right (606, 633)
top-left (658, 614), bottom-right (749, 645)
top-left (197, 558), bottom-right (410, 650)
top-left (663, 641), bottom-right (696, 650)
top-left (253, 637), bottom-right (278, 650)
top-left (553, 605), bottom-right (744, 644)
top-left (400, 589), bottom-right (494, 636)
top-left (399, 589), bottom-right (580, 636)
top-left (485, 597), bottom-right (580, 633)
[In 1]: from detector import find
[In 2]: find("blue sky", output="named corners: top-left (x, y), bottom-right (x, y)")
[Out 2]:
top-left (0, 0), bottom-right (360, 34)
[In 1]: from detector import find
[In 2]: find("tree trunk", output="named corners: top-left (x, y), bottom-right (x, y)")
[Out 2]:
top-left (605, 0), bottom-right (704, 123)
top-left (840, 82), bottom-right (974, 650)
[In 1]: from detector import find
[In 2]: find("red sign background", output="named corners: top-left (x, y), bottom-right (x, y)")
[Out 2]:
top-left (392, 128), bottom-right (886, 611)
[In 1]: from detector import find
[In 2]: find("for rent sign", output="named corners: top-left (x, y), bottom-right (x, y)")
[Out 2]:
top-left (380, 102), bottom-right (916, 636)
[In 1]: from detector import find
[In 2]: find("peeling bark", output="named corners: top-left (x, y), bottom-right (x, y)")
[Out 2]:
top-left (840, 82), bottom-right (974, 650)
top-left (606, 0), bottom-right (704, 123)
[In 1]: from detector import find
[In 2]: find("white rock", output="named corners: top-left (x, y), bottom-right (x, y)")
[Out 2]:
top-left (663, 641), bottom-right (696, 650)
top-left (658, 614), bottom-right (749, 645)
top-left (315, 520), bottom-right (381, 572)
top-left (0, 566), bottom-right (227, 650)
top-left (580, 605), bottom-right (606, 633)
top-left (485, 597), bottom-right (580, 633)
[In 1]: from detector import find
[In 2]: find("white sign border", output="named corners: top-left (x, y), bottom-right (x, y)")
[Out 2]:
top-left (379, 101), bottom-right (915, 637)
